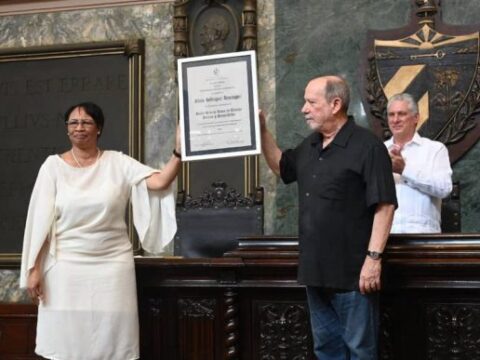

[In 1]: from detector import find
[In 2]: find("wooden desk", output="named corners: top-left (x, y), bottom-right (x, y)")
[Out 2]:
top-left (136, 234), bottom-right (480, 359)
top-left (2, 234), bottom-right (480, 359)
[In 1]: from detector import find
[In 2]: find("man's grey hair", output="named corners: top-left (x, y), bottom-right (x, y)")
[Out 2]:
top-left (324, 77), bottom-right (350, 113)
top-left (387, 93), bottom-right (419, 115)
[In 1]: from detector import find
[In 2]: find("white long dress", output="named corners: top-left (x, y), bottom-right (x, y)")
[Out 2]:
top-left (19, 151), bottom-right (176, 360)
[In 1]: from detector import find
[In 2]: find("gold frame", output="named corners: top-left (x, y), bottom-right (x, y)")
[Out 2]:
top-left (0, 40), bottom-right (145, 266)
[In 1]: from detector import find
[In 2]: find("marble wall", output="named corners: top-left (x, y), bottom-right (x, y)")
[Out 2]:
top-left (272, 0), bottom-right (480, 234)
top-left (0, 3), bottom-right (179, 165)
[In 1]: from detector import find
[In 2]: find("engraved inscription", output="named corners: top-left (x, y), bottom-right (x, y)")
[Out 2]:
top-left (0, 49), bottom-right (132, 254)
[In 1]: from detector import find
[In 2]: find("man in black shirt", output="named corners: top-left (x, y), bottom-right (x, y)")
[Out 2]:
top-left (260, 75), bottom-right (397, 359)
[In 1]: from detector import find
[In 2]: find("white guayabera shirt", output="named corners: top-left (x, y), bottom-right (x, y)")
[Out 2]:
top-left (385, 132), bottom-right (453, 233)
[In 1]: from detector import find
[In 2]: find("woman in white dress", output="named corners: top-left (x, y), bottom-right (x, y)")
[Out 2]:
top-left (20, 102), bottom-right (181, 360)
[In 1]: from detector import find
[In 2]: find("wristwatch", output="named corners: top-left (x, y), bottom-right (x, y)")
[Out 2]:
top-left (367, 250), bottom-right (382, 260)
top-left (172, 149), bottom-right (182, 159)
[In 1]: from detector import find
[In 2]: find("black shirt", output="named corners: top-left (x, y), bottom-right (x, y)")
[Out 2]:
top-left (280, 118), bottom-right (397, 290)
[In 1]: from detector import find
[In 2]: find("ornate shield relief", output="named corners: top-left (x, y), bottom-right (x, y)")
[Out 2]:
top-left (363, 0), bottom-right (480, 163)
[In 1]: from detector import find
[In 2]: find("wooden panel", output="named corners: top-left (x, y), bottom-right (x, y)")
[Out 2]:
top-left (140, 295), bottom-right (171, 359)
top-left (136, 233), bottom-right (480, 360)
top-left (250, 293), bottom-right (312, 360)
top-left (5, 234), bottom-right (480, 359)
top-left (0, 303), bottom-right (40, 360)
top-left (177, 296), bottom-right (217, 360)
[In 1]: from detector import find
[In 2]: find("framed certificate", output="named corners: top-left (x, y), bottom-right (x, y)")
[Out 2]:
top-left (178, 50), bottom-right (260, 161)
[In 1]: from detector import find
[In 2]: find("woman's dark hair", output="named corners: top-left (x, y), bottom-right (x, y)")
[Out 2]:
top-left (64, 102), bottom-right (105, 134)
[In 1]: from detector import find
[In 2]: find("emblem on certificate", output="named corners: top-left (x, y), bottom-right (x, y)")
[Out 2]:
top-left (362, 0), bottom-right (480, 163)
top-left (178, 50), bottom-right (260, 161)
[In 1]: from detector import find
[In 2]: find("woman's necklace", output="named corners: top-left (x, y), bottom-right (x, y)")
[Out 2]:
top-left (71, 147), bottom-right (101, 168)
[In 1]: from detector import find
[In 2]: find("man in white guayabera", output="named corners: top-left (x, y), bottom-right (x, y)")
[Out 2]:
top-left (385, 93), bottom-right (453, 233)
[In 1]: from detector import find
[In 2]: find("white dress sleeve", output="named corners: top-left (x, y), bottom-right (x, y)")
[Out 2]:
top-left (20, 157), bottom-right (57, 288)
top-left (119, 152), bottom-right (177, 254)
top-left (131, 181), bottom-right (177, 254)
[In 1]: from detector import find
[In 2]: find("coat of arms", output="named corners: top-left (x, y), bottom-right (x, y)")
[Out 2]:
top-left (362, 0), bottom-right (480, 163)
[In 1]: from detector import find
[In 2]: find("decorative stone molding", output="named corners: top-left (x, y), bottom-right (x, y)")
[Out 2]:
top-left (0, 0), bottom-right (172, 16)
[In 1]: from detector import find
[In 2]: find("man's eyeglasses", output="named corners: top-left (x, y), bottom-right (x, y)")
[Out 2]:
top-left (65, 119), bottom-right (96, 127)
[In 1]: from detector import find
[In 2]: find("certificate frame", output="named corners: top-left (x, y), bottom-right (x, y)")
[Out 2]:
top-left (178, 50), bottom-right (260, 161)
